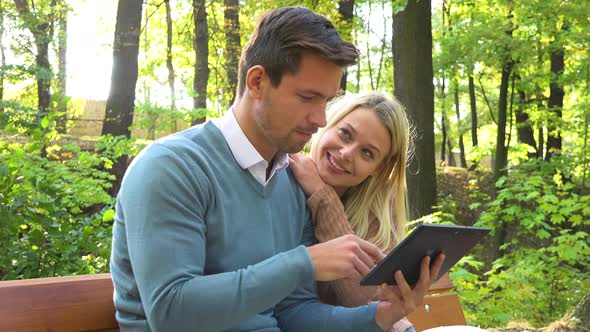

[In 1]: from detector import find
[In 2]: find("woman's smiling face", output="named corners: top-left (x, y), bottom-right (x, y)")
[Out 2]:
top-left (314, 107), bottom-right (392, 195)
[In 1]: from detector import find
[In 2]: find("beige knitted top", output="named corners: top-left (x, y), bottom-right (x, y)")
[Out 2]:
top-left (307, 185), bottom-right (413, 332)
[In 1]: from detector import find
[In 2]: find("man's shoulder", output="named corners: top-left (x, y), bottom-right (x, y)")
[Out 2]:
top-left (126, 122), bottom-right (226, 177)
top-left (146, 122), bottom-right (225, 161)
top-left (157, 122), bottom-right (218, 148)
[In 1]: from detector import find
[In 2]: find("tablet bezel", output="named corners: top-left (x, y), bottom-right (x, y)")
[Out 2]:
top-left (360, 224), bottom-right (490, 286)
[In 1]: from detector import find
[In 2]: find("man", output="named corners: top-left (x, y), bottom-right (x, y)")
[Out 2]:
top-left (110, 6), bottom-right (443, 332)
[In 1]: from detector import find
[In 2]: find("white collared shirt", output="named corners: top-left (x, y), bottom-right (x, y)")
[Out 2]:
top-left (212, 108), bottom-right (289, 186)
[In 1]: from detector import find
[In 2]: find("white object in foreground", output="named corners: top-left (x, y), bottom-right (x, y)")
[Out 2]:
top-left (423, 326), bottom-right (489, 332)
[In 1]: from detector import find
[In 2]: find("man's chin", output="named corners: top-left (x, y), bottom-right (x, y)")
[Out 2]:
top-left (281, 142), bottom-right (308, 154)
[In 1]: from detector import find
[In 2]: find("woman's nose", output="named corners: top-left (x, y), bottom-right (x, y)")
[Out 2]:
top-left (340, 146), bottom-right (353, 161)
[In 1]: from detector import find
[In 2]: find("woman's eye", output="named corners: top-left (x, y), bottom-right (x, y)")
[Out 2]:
top-left (299, 94), bottom-right (314, 101)
top-left (338, 128), bottom-right (351, 140)
top-left (363, 149), bottom-right (374, 160)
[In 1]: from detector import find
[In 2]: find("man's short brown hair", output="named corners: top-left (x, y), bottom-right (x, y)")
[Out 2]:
top-left (237, 7), bottom-right (359, 97)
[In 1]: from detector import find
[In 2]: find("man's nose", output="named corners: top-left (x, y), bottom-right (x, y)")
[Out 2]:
top-left (308, 105), bottom-right (327, 128)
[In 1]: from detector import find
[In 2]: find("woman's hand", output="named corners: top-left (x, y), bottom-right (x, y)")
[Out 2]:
top-left (289, 153), bottom-right (327, 196)
top-left (374, 254), bottom-right (446, 331)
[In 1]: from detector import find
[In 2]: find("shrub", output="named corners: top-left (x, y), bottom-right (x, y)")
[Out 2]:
top-left (453, 159), bottom-right (590, 327)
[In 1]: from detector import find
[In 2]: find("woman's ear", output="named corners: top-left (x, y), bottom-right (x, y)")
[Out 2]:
top-left (246, 65), bottom-right (266, 99)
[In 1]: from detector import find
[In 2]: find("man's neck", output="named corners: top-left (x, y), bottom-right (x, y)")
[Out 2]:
top-left (232, 101), bottom-right (277, 162)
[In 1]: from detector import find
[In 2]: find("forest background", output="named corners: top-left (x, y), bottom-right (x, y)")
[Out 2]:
top-left (0, 0), bottom-right (589, 329)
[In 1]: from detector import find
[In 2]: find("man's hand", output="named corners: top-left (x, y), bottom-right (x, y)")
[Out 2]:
top-left (373, 253), bottom-right (446, 331)
top-left (307, 234), bottom-right (386, 281)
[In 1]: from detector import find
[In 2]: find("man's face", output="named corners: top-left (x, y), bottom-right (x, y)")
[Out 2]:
top-left (253, 53), bottom-right (343, 158)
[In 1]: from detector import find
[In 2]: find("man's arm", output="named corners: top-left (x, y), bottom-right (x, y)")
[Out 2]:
top-left (115, 143), bottom-right (314, 331)
top-left (274, 214), bottom-right (383, 332)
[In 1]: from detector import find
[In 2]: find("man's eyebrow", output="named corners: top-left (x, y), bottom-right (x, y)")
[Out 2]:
top-left (298, 89), bottom-right (325, 97)
top-left (299, 89), bottom-right (340, 101)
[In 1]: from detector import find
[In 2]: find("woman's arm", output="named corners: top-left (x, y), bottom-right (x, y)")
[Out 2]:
top-left (290, 154), bottom-right (413, 332)
top-left (307, 186), bottom-right (413, 332)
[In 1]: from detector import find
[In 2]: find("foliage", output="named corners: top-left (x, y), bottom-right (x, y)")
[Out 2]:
top-left (452, 159), bottom-right (590, 327)
top-left (0, 102), bottom-right (119, 280)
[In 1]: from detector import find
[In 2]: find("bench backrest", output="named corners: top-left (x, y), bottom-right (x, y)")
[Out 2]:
top-left (0, 273), bottom-right (465, 332)
top-left (0, 273), bottom-right (118, 332)
top-left (407, 273), bottom-right (467, 331)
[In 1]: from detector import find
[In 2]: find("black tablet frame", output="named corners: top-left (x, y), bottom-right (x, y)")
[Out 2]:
top-left (360, 224), bottom-right (490, 286)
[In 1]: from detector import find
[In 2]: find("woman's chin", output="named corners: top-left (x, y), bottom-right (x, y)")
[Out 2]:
top-left (318, 171), bottom-right (336, 188)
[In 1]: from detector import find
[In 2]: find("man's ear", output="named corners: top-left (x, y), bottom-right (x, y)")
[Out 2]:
top-left (246, 65), bottom-right (266, 99)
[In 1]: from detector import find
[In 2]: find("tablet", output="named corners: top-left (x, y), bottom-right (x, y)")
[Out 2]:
top-left (360, 224), bottom-right (490, 286)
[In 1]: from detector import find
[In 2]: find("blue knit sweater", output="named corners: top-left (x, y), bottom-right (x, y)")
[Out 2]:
top-left (110, 122), bottom-right (380, 332)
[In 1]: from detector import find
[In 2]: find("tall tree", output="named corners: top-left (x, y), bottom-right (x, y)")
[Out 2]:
top-left (102, 0), bottom-right (143, 194)
top-left (338, 0), bottom-right (354, 92)
top-left (0, 4), bottom-right (5, 112)
top-left (545, 39), bottom-right (565, 160)
top-left (468, 75), bottom-right (478, 147)
top-left (165, 0), bottom-right (176, 130)
top-left (223, 0), bottom-right (239, 105)
top-left (493, 15), bottom-right (515, 184)
top-left (454, 81), bottom-right (467, 168)
top-left (514, 80), bottom-right (538, 158)
top-left (192, 0), bottom-right (208, 125)
top-left (440, 97), bottom-right (447, 164)
top-left (55, 4), bottom-right (67, 133)
top-left (392, 0), bottom-right (436, 219)
top-left (13, 0), bottom-right (56, 114)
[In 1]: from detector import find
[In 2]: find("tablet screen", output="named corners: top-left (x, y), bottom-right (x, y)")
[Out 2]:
top-left (360, 224), bottom-right (490, 286)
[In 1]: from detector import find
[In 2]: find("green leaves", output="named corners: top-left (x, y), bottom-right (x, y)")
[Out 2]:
top-left (102, 209), bottom-right (115, 223)
top-left (0, 118), bottom-right (115, 280)
top-left (455, 158), bottom-right (590, 327)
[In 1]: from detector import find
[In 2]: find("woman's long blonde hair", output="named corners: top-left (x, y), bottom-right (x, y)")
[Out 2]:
top-left (310, 91), bottom-right (414, 250)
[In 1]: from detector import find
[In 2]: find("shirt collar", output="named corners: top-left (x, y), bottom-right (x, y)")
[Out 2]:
top-left (212, 107), bottom-right (289, 180)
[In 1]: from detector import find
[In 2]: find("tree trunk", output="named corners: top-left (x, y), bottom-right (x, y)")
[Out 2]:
top-left (454, 83), bottom-right (467, 168)
top-left (192, 0), bottom-right (208, 125)
top-left (56, 13), bottom-right (67, 133)
top-left (469, 75), bottom-right (478, 147)
top-left (491, 8), bottom-right (515, 262)
top-left (545, 45), bottom-right (565, 160)
top-left (440, 77), bottom-right (447, 164)
top-left (546, 290), bottom-right (590, 332)
top-left (493, 54), bottom-right (514, 183)
top-left (13, 0), bottom-right (53, 114)
top-left (0, 7), bottom-right (5, 112)
top-left (441, 108), bottom-right (447, 164)
top-left (165, 0), bottom-right (176, 131)
top-left (392, 0), bottom-right (436, 220)
top-left (223, 0), bottom-right (240, 106)
top-left (583, 113), bottom-right (589, 188)
top-left (102, 0), bottom-right (143, 195)
top-left (338, 0), bottom-right (354, 92)
top-left (515, 86), bottom-right (538, 158)
top-left (36, 40), bottom-right (51, 113)
top-left (538, 126), bottom-right (545, 160)
top-left (446, 133), bottom-right (456, 167)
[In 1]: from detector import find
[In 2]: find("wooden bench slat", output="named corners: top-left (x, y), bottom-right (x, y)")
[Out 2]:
top-left (0, 274), bottom-right (119, 332)
top-left (407, 293), bottom-right (467, 332)
top-left (428, 273), bottom-right (455, 294)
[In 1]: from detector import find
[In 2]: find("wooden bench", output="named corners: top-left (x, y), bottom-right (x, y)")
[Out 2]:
top-left (0, 273), bottom-right (465, 332)
top-left (0, 273), bottom-right (118, 332)
top-left (407, 273), bottom-right (467, 331)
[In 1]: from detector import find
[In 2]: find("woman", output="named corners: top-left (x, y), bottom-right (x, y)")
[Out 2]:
top-left (289, 91), bottom-right (415, 332)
